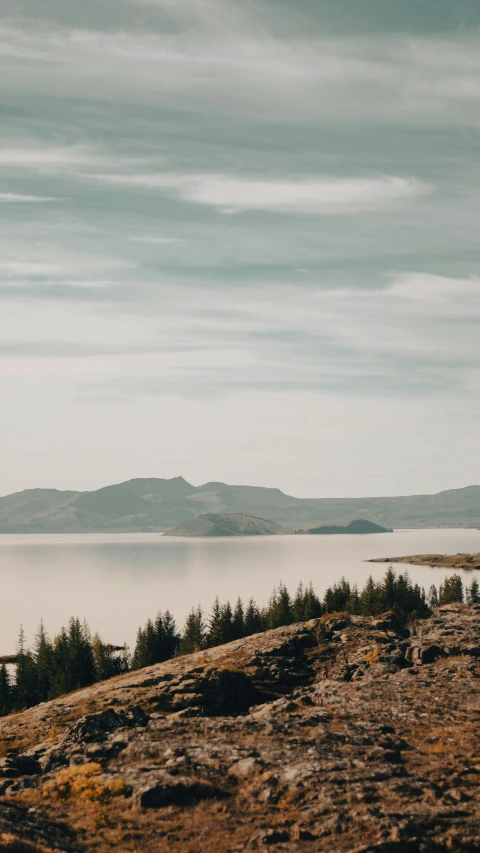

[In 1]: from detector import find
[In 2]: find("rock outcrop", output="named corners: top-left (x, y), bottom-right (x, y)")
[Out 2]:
top-left (0, 604), bottom-right (479, 852)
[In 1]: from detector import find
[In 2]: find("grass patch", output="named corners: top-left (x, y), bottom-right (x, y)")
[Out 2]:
top-left (42, 762), bottom-right (130, 804)
top-left (365, 647), bottom-right (380, 665)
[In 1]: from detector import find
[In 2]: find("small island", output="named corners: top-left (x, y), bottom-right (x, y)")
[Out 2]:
top-left (166, 513), bottom-right (280, 537)
top-left (303, 519), bottom-right (392, 535)
top-left (368, 553), bottom-right (480, 570)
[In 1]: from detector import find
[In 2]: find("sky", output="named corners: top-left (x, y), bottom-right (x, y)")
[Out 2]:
top-left (1, 0), bottom-right (480, 499)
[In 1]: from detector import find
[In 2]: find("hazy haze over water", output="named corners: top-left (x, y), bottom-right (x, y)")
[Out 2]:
top-left (2, 528), bottom-right (479, 654)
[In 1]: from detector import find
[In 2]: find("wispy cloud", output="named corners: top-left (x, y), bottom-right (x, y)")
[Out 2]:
top-left (97, 173), bottom-right (431, 213)
top-left (130, 235), bottom-right (183, 244)
top-left (1, 13), bottom-right (480, 126)
top-left (388, 272), bottom-right (480, 302)
top-left (0, 260), bottom-right (131, 277)
top-left (0, 193), bottom-right (56, 203)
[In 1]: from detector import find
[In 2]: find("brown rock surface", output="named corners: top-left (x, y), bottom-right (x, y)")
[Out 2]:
top-left (0, 604), bottom-right (479, 852)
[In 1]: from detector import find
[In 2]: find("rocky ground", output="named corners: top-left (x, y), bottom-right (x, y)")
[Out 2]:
top-left (0, 603), bottom-right (479, 853)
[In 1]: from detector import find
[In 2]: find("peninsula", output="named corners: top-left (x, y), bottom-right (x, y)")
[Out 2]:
top-left (369, 553), bottom-right (480, 570)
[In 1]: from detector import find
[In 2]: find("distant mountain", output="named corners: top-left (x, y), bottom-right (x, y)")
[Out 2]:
top-left (167, 513), bottom-right (280, 537)
top-left (0, 478), bottom-right (479, 533)
top-left (305, 519), bottom-right (392, 535)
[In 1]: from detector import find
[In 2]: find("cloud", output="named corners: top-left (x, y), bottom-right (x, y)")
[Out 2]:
top-left (0, 193), bottom-right (56, 203)
top-left (388, 272), bottom-right (480, 302)
top-left (96, 173), bottom-right (431, 213)
top-left (0, 146), bottom-right (92, 167)
top-left (130, 235), bottom-right (183, 244)
top-left (1, 16), bottom-right (480, 127)
top-left (0, 260), bottom-right (132, 278)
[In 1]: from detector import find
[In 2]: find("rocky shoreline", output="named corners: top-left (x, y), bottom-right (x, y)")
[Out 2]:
top-left (368, 553), bottom-right (480, 570)
top-left (0, 603), bottom-right (479, 852)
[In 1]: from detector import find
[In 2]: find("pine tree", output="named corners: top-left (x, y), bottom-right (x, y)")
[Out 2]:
top-left (428, 585), bottom-right (439, 609)
top-left (264, 583), bottom-right (294, 629)
top-left (50, 627), bottom-right (70, 697)
top-left (439, 575), bottom-right (464, 605)
top-left (232, 598), bottom-right (245, 640)
top-left (325, 578), bottom-right (352, 613)
top-left (91, 634), bottom-right (123, 681)
top-left (207, 597), bottom-right (224, 647)
top-left (180, 607), bottom-right (205, 654)
top-left (65, 618), bottom-right (95, 691)
top-left (293, 582), bottom-right (306, 622)
top-left (359, 576), bottom-right (377, 616)
top-left (219, 602), bottom-right (234, 644)
top-left (144, 619), bottom-right (157, 666)
top-left (162, 610), bottom-right (180, 659)
top-left (15, 626), bottom-right (37, 709)
top-left (303, 582), bottom-right (323, 619)
top-left (381, 567), bottom-right (397, 611)
top-left (34, 621), bottom-right (52, 703)
top-left (348, 584), bottom-right (360, 615)
top-left (244, 597), bottom-right (262, 636)
top-left (467, 577), bottom-right (479, 604)
top-left (0, 663), bottom-right (11, 716)
top-left (276, 584), bottom-right (294, 627)
top-left (131, 627), bottom-right (148, 671)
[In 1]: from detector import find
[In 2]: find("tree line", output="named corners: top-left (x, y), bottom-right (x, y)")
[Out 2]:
top-left (1, 570), bottom-right (478, 717)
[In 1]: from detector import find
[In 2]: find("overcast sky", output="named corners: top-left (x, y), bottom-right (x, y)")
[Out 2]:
top-left (1, 0), bottom-right (479, 498)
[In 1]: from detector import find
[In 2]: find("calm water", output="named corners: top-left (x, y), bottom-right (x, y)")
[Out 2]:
top-left (1, 528), bottom-right (479, 654)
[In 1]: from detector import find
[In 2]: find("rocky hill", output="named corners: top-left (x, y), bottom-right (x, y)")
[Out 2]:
top-left (167, 513), bottom-right (280, 537)
top-left (0, 478), bottom-right (479, 532)
top-left (0, 603), bottom-right (479, 852)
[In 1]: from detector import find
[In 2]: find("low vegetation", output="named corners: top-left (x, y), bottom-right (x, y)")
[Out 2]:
top-left (0, 570), bottom-right (478, 718)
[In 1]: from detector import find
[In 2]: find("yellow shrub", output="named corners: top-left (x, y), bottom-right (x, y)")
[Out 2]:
top-left (365, 647), bottom-right (380, 665)
top-left (42, 762), bottom-right (128, 803)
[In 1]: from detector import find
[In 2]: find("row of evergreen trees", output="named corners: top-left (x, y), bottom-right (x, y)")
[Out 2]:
top-left (1, 571), bottom-right (478, 717)
top-left (0, 619), bottom-right (128, 717)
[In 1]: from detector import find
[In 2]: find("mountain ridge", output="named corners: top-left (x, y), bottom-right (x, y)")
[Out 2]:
top-left (0, 478), bottom-right (479, 532)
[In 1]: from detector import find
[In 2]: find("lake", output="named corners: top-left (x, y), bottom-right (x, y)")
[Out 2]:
top-left (1, 528), bottom-right (479, 654)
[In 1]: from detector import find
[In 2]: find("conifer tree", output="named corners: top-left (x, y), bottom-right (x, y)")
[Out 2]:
top-left (232, 598), bottom-right (245, 639)
top-left (381, 567), bottom-right (397, 611)
top-left (51, 627), bottom-right (70, 697)
top-left (207, 597), bottom-right (223, 647)
top-left (428, 585), bottom-right (439, 609)
top-left (349, 584), bottom-right (360, 615)
top-left (180, 607), bottom-right (205, 654)
top-left (131, 627), bottom-right (148, 671)
top-left (91, 634), bottom-right (123, 681)
top-left (359, 576), bottom-right (377, 616)
top-left (467, 577), bottom-right (479, 604)
top-left (275, 584), bottom-right (294, 627)
top-left (244, 597), bottom-right (262, 635)
top-left (34, 621), bottom-right (52, 703)
top-left (219, 601), bottom-right (234, 644)
top-left (293, 582), bottom-right (306, 622)
top-left (0, 663), bottom-right (11, 716)
top-left (439, 575), bottom-right (464, 605)
top-left (15, 626), bottom-right (37, 709)
top-left (66, 617), bottom-right (95, 691)
top-left (162, 610), bottom-right (180, 659)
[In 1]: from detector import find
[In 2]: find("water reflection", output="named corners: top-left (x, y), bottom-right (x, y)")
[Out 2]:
top-left (1, 528), bottom-right (479, 654)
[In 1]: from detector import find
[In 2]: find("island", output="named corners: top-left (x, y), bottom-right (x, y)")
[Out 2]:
top-left (368, 553), bottom-right (480, 570)
top-left (166, 512), bottom-right (280, 537)
top-left (303, 519), bottom-right (393, 535)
